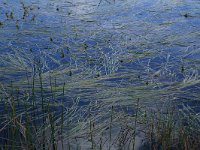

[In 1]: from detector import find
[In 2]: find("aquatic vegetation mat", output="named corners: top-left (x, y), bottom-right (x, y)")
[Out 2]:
top-left (0, 0), bottom-right (200, 149)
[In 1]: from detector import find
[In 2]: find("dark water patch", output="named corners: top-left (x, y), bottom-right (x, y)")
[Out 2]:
top-left (181, 83), bottom-right (200, 94)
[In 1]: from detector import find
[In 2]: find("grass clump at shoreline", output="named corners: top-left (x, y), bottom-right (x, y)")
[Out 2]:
top-left (0, 76), bottom-right (200, 150)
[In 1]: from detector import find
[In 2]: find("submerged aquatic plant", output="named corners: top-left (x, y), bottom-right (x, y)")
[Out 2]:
top-left (0, 0), bottom-right (200, 149)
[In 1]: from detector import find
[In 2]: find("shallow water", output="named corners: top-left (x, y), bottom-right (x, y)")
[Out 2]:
top-left (0, 0), bottom-right (200, 149)
top-left (0, 0), bottom-right (200, 107)
top-left (0, 0), bottom-right (200, 134)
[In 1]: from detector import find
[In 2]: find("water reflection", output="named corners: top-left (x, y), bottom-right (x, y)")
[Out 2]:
top-left (0, 0), bottom-right (200, 110)
top-left (0, 0), bottom-right (200, 149)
